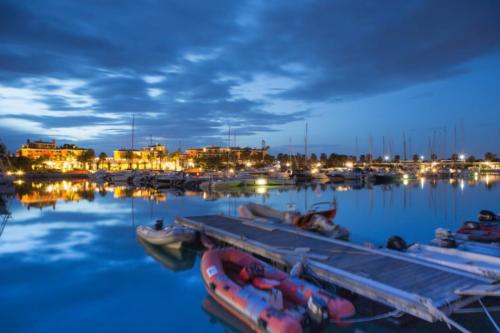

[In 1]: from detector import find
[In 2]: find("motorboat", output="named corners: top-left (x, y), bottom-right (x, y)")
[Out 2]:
top-left (431, 228), bottom-right (500, 257)
top-left (201, 248), bottom-right (355, 333)
top-left (456, 221), bottom-right (500, 243)
top-left (404, 243), bottom-right (500, 280)
top-left (136, 219), bottom-right (197, 248)
top-left (238, 202), bottom-right (349, 240)
top-left (199, 178), bottom-right (244, 190)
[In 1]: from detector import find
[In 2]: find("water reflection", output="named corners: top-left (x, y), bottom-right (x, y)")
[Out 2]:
top-left (1, 176), bottom-right (499, 333)
top-left (137, 238), bottom-right (197, 272)
top-left (11, 175), bottom-right (499, 210)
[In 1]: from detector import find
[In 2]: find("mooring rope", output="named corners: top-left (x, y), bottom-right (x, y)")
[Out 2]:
top-left (455, 306), bottom-right (500, 314)
top-left (334, 309), bottom-right (403, 324)
top-left (479, 299), bottom-right (500, 333)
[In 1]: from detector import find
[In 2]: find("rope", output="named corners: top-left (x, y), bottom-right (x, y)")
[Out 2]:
top-left (455, 306), bottom-right (500, 314)
top-left (334, 309), bottom-right (403, 324)
top-left (479, 299), bottom-right (500, 333)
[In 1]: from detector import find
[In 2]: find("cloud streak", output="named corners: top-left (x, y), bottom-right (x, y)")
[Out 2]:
top-left (0, 0), bottom-right (499, 151)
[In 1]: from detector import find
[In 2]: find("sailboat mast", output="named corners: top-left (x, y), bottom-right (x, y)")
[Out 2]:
top-left (304, 122), bottom-right (308, 168)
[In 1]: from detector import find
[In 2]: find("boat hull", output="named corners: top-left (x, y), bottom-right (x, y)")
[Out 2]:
top-left (136, 225), bottom-right (196, 248)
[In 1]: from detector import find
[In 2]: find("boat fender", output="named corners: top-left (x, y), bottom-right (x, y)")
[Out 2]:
top-left (386, 235), bottom-right (407, 252)
top-left (463, 221), bottom-right (480, 230)
top-left (290, 261), bottom-right (304, 277)
top-left (478, 210), bottom-right (497, 221)
top-left (200, 234), bottom-right (215, 250)
top-left (307, 295), bottom-right (329, 327)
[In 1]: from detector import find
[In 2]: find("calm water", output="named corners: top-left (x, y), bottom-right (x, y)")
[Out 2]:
top-left (1, 177), bottom-right (499, 333)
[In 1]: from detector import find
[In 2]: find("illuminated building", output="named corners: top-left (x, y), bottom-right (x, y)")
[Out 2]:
top-left (111, 144), bottom-right (179, 170)
top-left (185, 146), bottom-right (269, 163)
top-left (16, 139), bottom-right (92, 171)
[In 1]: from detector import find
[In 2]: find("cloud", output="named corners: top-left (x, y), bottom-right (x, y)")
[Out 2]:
top-left (0, 0), bottom-right (499, 151)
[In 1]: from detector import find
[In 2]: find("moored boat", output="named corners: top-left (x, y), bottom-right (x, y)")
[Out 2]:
top-left (238, 202), bottom-right (349, 240)
top-left (456, 221), bottom-right (500, 243)
top-left (201, 248), bottom-right (355, 333)
top-left (431, 227), bottom-right (500, 257)
top-left (404, 243), bottom-right (500, 280)
top-left (136, 219), bottom-right (197, 248)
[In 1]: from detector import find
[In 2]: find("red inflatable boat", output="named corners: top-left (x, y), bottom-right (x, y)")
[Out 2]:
top-left (456, 221), bottom-right (500, 243)
top-left (201, 248), bottom-right (355, 333)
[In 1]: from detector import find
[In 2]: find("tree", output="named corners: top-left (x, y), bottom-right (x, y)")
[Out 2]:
top-left (78, 149), bottom-right (95, 170)
top-left (359, 154), bottom-right (366, 163)
top-left (309, 153), bottom-right (318, 164)
top-left (450, 153), bottom-right (458, 161)
top-left (320, 153), bottom-right (328, 164)
top-left (412, 154), bottom-right (419, 162)
top-left (393, 155), bottom-right (400, 162)
top-left (484, 152), bottom-right (498, 162)
top-left (466, 155), bottom-right (476, 163)
top-left (10, 156), bottom-right (33, 172)
top-left (98, 152), bottom-right (107, 160)
top-left (431, 153), bottom-right (437, 161)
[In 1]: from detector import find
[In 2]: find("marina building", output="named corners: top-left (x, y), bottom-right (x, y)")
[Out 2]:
top-left (16, 139), bottom-right (92, 171)
top-left (185, 146), bottom-right (269, 166)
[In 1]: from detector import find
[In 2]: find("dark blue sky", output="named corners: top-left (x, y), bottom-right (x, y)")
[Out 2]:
top-left (1, 0), bottom-right (499, 157)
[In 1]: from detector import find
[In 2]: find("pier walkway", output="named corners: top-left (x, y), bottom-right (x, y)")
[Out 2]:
top-left (176, 215), bottom-right (498, 327)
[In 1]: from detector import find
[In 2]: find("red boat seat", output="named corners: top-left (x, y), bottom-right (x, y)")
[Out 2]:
top-left (252, 277), bottom-right (280, 290)
top-left (239, 262), bottom-right (265, 282)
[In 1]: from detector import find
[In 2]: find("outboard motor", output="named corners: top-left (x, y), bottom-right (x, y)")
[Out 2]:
top-left (463, 221), bottom-right (480, 230)
top-left (154, 219), bottom-right (164, 231)
top-left (434, 228), bottom-right (457, 248)
top-left (386, 235), bottom-right (408, 252)
top-left (307, 295), bottom-right (329, 330)
top-left (478, 210), bottom-right (497, 222)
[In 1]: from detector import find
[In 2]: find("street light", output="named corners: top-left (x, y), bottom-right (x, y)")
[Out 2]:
top-left (384, 155), bottom-right (390, 161)
top-left (420, 155), bottom-right (424, 161)
top-left (459, 154), bottom-right (465, 161)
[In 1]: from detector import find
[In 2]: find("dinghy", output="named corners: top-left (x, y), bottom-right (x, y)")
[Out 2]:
top-left (136, 219), bottom-right (196, 248)
top-left (405, 243), bottom-right (500, 280)
top-left (201, 248), bottom-right (355, 333)
top-left (238, 202), bottom-right (349, 239)
top-left (431, 227), bottom-right (500, 257)
top-left (456, 221), bottom-right (500, 243)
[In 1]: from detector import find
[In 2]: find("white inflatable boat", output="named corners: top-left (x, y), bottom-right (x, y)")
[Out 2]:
top-left (136, 221), bottom-right (197, 248)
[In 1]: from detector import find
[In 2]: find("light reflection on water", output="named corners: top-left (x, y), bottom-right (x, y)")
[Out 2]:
top-left (1, 176), bottom-right (499, 333)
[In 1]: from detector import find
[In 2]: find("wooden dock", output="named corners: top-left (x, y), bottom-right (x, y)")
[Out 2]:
top-left (176, 214), bottom-right (498, 328)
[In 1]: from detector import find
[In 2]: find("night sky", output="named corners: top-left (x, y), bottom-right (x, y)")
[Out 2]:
top-left (1, 0), bottom-right (499, 157)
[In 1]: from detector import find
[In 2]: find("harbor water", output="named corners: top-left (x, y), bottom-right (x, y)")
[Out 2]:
top-left (1, 176), bottom-right (499, 332)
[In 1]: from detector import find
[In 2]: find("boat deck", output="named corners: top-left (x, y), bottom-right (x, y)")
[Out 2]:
top-left (176, 214), bottom-right (498, 324)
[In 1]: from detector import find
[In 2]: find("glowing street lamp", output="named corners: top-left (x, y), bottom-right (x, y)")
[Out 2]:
top-left (420, 155), bottom-right (424, 161)
top-left (459, 154), bottom-right (465, 161)
top-left (384, 156), bottom-right (390, 161)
